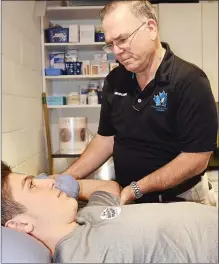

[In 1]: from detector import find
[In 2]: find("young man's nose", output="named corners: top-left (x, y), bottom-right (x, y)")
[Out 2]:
top-left (36, 179), bottom-right (55, 188)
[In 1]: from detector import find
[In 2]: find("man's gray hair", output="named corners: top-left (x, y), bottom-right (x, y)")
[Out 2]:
top-left (100, 1), bottom-right (158, 23)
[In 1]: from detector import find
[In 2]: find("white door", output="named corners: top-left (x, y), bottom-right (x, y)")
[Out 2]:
top-left (158, 3), bottom-right (202, 69)
top-left (202, 2), bottom-right (218, 102)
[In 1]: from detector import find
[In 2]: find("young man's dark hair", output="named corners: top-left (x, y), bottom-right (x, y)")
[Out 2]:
top-left (1, 161), bottom-right (26, 225)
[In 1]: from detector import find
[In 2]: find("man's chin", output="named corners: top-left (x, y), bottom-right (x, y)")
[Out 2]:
top-left (123, 63), bottom-right (139, 73)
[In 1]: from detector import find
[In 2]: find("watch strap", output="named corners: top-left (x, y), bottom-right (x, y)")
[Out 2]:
top-left (130, 181), bottom-right (143, 199)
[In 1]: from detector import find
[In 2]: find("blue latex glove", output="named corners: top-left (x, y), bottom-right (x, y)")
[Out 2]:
top-left (36, 173), bottom-right (80, 199)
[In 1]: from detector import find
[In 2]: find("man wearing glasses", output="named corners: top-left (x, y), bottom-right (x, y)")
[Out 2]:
top-left (59, 1), bottom-right (218, 206)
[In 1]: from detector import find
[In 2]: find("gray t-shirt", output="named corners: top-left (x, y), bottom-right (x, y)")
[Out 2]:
top-left (53, 191), bottom-right (218, 263)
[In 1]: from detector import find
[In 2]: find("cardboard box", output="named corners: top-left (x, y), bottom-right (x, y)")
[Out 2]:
top-left (110, 62), bottom-right (119, 71)
top-left (68, 24), bottom-right (79, 43)
top-left (80, 25), bottom-right (95, 43)
top-left (94, 53), bottom-right (107, 61)
top-left (82, 60), bottom-right (91, 75)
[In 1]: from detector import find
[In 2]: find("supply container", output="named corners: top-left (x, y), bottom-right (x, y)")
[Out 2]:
top-left (88, 82), bottom-right (99, 105)
top-left (79, 85), bottom-right (88, 105)
top-left (45, 27), bottom-right (69, 43)
top-left (59, 117), bottom-right (87, 154)
top-left (67, 92), bottom-right (79, 105)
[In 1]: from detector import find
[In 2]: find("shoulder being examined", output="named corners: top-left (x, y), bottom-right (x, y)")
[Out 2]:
top-left (173, 56), bottom-right (208, 84)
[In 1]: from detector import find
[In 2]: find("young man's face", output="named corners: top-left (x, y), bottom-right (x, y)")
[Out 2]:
top-left (7, 173), bottom-right (78, 227)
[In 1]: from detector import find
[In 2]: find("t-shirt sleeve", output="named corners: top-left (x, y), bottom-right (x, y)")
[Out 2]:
top-left (176, 74), bottom-right (218, 153)
top-left (86, 191), bottom-right (120, 207)
top-left (97, 78), bottom-right (116, 136)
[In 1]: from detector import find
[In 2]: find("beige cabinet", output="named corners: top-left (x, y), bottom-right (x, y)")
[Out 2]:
top-left (158, 3), bottom-right (202, 69)
top-left (202, 2), bottom-right (218, 102)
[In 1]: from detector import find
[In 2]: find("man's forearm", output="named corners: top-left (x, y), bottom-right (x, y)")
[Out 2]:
top-left (78, 179), bottom-right (121, 200)
top-left (64, 134), bottom-right (114, 179)
top-left (137, 152), bottom-right (212, 194)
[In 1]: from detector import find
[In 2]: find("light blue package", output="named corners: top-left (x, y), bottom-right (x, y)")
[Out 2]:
top-left (36, 173), bottom-right (80, 199)
top-left (49, 52), bottom-right (65, 70)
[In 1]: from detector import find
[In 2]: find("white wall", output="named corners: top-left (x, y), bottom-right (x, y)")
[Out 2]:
top-left (2, 1), bottom-right (46, 175)
top-left (158, 2), bottom-right (218, 101)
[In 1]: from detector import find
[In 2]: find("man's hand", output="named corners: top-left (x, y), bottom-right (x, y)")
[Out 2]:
top-left (120, 185), bottom-right (136, 205)
top-left (48, 174), bottom-right (61, 180)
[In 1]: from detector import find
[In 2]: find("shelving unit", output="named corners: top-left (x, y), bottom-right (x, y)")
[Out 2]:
top-left (48, 105), bottom-right (101, 109)
top-left (44, 42), bottom-right (105, 51)
top-left (41, 4), bottom-right (109, 174)
top-left (45, 74), bottom-right (107, 80)
top-left (46, 6), bottom-right (104, 20)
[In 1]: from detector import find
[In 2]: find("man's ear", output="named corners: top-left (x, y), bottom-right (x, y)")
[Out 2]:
top-left (5, 214), bottom-right (34, 234)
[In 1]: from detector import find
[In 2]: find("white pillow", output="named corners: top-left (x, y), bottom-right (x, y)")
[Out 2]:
top-left (2, 226), bottom-right (51, 263)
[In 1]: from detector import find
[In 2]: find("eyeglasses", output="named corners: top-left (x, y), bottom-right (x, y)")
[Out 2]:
top-left (103, 22), bottom-right (147, 54)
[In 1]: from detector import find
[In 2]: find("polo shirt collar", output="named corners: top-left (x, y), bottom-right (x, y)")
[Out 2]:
top-left (131, 42), bottom-right (174, 86)
top-left (154, 42), bottom-right (174, 85)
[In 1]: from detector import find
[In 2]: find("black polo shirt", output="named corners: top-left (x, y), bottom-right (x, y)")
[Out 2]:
top-left (98, 42), bottom-right (218, 195)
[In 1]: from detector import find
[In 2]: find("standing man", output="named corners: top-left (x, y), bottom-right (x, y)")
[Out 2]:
top-left (58, 1), bottom-right (218, 205)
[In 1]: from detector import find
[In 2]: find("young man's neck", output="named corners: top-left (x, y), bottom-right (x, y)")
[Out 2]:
top-left (35, 222), bottom-right (78, 254)
top-left (136, 42), bottom-right (165, 90)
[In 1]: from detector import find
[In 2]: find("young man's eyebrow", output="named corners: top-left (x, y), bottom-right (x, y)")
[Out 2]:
top-left (22, 175), bottom-right (34, 189)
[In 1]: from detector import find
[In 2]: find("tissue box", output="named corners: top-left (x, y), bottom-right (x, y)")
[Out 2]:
top-left (80, 25), bottom-right (95, 43)
top-left (47, 96), bottom-right (66, 105)
top-left (45, 68), bottom-right (63, 76)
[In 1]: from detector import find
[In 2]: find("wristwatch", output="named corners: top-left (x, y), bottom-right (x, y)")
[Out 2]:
top-left (130, 181), bottom-right (143, 199)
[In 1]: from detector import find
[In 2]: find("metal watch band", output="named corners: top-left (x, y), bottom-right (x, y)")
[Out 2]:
top-left (130, 181), bottom-right (143, 199)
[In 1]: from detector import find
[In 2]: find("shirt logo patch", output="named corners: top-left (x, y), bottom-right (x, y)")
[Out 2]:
top-left (100, 206), bottom-right (121, 220)
top-left (152, 91), bottom-right (168, 112)
top-left (114, 92), bottom-right (127, 96)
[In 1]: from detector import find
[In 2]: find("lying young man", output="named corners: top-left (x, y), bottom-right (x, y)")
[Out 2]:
top-left (1, 161), bottom-right (218, 263)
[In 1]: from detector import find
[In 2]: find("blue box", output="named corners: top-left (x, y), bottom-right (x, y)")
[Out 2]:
top-left (65, 62), bottom-right (82, 75)
top-left (47, 96), bottom-right (66, 105)
top-left (45, 68), bottom-right (63, 76)
top-left (95, 32), bottom-right (105, 42)
top-left (45, 27), bottom-right (69, 43)
top-left (49, 53), bottom-right (65, 70)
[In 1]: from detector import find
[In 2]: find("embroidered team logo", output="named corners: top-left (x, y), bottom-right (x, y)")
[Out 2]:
top-left (114, 92), bottom-right (127, 96)
top-left (152, 91), bottom-right (168, 112)
top-left (100, 207), bottom-right (121, 220)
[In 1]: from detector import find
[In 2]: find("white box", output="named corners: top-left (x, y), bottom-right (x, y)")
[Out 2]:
top-left (99, 61), bottom-right (109, 75)
top-left (110, 62), bottom-right (119, 71)
top-left (80, 25), bottom-right (95, 43)
top-left (94, 53), bottom-right (107, 61)
top-left (82, 60), bottom-right (91, 75)
top-left (68, 24), bottom-right (79, 43)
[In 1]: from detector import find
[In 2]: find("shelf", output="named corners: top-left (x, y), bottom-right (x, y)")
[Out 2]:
top-left (46, 6), bottom-right (104, 20)
top-left (44, 42), bottom-right (105, 51)
top-left (48, 104), bottom-right (101, 109)
top-left (45, 74), bottom-right (107, 80)
top-left (52, 150), bottom-right (82, 158)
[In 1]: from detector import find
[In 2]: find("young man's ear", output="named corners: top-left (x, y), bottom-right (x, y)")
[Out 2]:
top-left (5, 214), bottom-right (34, 233)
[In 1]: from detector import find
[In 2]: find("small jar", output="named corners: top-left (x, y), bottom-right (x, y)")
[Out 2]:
top-left (67, 92), bottom-right (79, 105)
top-left (88, 88), bottom-right (98, 105)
